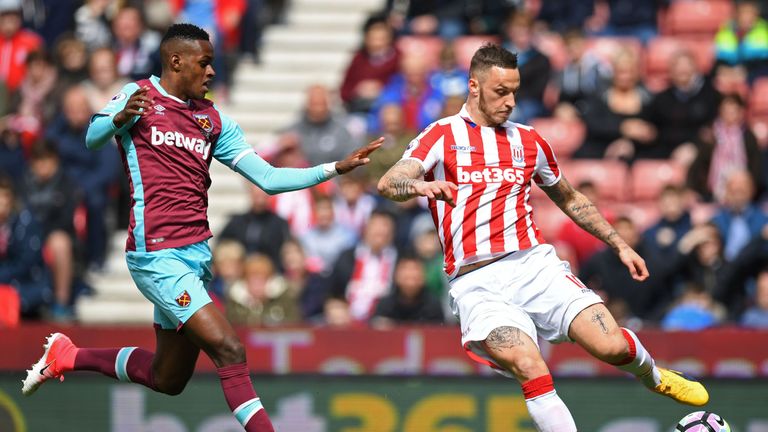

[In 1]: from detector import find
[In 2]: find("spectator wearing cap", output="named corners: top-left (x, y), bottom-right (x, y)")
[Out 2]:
top-left (0, 0), bottom-right (43, 93)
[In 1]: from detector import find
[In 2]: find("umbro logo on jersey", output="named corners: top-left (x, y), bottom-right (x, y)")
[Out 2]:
top-left (451, 145), bottom-right (476, 152)
top-left (150, 126), bottom-right (211, 159)
top-left (154, 104), bottom-right (165, 111)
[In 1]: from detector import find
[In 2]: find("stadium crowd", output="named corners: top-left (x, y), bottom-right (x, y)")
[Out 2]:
top-left (3, 0), bottom-right (768, 333)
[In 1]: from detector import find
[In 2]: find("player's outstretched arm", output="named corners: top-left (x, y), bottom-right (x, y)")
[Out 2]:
top-left (234, 137), bottom-right (384, 195)
top-left (541, 176), bottom-right (649, 281)
top-left (377, 159), bottom-right (457, 206)
top-left (86, 86), bottom-right (152, 150)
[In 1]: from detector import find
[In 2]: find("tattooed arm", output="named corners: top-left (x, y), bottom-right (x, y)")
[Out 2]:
top-left (377, 159), bottom-right (458, 206)
top-left (541, 176), bottom-right (649, 281)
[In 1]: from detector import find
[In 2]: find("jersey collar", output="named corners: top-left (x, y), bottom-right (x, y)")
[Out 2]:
top-left (149, 75), bottom-right (189, 105)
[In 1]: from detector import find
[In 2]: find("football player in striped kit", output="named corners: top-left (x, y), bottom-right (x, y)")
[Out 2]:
top-left (378, 43), bottom-right (708, 431)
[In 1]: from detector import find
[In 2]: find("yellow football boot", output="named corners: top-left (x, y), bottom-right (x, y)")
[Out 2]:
top-left (652, 367), bottom-right (709, 406)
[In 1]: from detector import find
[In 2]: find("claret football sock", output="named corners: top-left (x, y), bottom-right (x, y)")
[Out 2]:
top-left (217, 362), bottom-right (274, 432)
top-left (522, 374), bottom-right (577, 432)
top-left (75, 347), bottom-right (157, 390)
top-left (611, 328), bottom-right (661, 388)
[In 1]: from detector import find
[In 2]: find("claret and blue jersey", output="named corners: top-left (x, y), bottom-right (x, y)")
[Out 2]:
top-left (88, 76), bottom-right (252, 252)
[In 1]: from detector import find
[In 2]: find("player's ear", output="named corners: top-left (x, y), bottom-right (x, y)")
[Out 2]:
top-left (170, 53), bottom-right (183, 72)
top-left (468, 76), bottom-right (480, 97)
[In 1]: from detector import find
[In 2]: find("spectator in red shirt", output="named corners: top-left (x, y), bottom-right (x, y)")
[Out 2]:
top-left (0, 0), bottom-right (42, 93)
top-left (340, 14), bottom-right (400, 113)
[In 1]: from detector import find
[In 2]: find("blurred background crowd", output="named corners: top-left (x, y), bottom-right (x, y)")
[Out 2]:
top-left (3, 0), bottom-right (768, 335)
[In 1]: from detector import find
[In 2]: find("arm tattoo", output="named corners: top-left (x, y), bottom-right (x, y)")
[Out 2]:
top-left (484, 326), bottom-right (525, 353)
top-left (542, 177), bottom-right (623, 250)
top-left (379, 159), bottom-right (426, 202)
top-left (591, 310), bottom-right (609, 334)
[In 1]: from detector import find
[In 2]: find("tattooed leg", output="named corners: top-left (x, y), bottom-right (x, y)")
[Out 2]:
top-left (481, 326), bottom-right (548, 382)
top-left (590, 309), bottom-right (609, 334)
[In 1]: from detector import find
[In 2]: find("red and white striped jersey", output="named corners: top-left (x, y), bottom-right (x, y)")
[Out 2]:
top-left (401, 105), bottom-right (561, 277)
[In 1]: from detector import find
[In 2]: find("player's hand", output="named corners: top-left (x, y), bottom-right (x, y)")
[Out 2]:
top-left (113, 86), bottom-right (153, 129)
top-left (335, 137), bottom-right (384, 174)
top-left (617, 245), bottom-right (649, 282)
top-left (414, 180), bottom-right (458, 207)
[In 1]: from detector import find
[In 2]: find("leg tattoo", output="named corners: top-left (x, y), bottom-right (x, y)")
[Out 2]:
top-left (591, 310), bottom-right (609, 334)
top-left (485, 326), bottom-right (525, 352)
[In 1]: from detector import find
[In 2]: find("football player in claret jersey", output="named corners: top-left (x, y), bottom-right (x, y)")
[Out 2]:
top-left (21, 24), bottom-right (382, 432)
top-left (378, 43), bottom-right (709, 431)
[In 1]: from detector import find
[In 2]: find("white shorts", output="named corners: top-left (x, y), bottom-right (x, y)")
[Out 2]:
top-left (450, 244), bottom-right (603, 376)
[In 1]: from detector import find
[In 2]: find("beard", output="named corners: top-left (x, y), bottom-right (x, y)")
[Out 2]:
top-left (478, 89), bottom-right (510, 127)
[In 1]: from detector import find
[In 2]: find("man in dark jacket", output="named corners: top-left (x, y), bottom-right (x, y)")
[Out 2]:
top-left (0, 176), bottom-right (51, 317)
top-left (372, 254), bottom-right (444, 327)
top-left (218, 183), bottom-right (291, 270)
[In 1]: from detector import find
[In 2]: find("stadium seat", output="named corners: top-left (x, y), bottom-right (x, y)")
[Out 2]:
top-left (644, 36), bottom-right (716, 91)
top-left (396, 36), bottom-right (444, 69)
top-left (453, 36), bottom-right (501, 70)
top-left (535, 32), bottom-right (568, 71)
top-left (661, 0), bottom-right (732, 37)
top-left (559, 160), bottom-right (630, 201)
top-left (749, 77), bottom-right (768, 118)
top-left (629, 159), bottom-right (686, 201)
top-left (529, 117), bottom-right (586, 159)
top-left (584, 37), bottom-right (643, 68)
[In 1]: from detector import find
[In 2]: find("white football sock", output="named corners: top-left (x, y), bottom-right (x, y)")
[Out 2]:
top-left (523, 375), bottom-right (577, 432)
top-left (614, 328), bottom-right (661, 388)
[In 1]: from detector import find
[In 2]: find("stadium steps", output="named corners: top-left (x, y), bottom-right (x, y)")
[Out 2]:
top-left (77, 0), bottom-right (383, 324)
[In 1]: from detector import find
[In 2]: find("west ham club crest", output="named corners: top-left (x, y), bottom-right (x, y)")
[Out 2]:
top-left (194, 114), bottom-right (213, 133)
top-left (175, 290), bottom-right (192, 307)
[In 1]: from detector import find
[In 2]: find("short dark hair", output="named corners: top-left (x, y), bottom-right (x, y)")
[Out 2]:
top-left (0, 175), bottom-right (13, 196)
top-left (161, 23), bottom-right (210, 45)
top-left (29, 141), bottom-right (59, 161)
top-left (469, 43), bottom-right (518, 78)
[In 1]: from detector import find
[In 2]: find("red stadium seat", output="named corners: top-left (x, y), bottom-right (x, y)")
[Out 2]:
top-left (661, 0), bottom-right (732, 37)
top-left (630, 160), bottom-right (686, 201)
top-left (644, 36), bottom-right (716, 90)
top-left (584, 37), bottom-right (643, 68)
top-left (396, 36), bottom-right (444, 70)
top-left (453, 36), bottom-right (501, 70)
top-left (529, 117), bottom-right (586, 159)
top-left (750, 77), bottom-right (768, 118)
top-left (559, 160), bottom-right (630, 201)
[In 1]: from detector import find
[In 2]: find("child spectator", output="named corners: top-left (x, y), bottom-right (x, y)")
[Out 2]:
top-left (371, 254), bottom-right (444, 328)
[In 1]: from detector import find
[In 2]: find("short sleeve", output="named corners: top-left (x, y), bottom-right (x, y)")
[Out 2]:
top-left (212, 107), bottom-right (254, 169)
top-left (532, 129), bottom-right (562, 187)
top-left (97, 82), bottom-right (141, 117)
top-left (91, 82), bottom-right (141, 132)
top-left (401, 122), bottom-right (443, 173)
